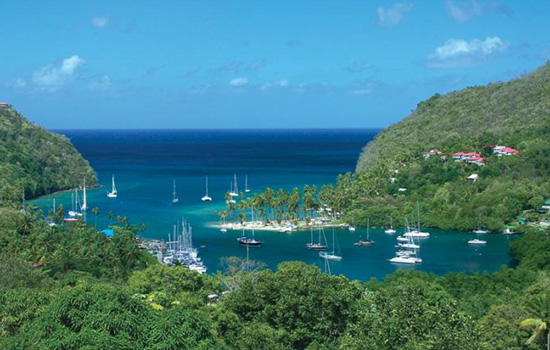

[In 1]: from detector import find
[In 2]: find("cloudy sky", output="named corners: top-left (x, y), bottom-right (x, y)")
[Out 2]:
top-left (0, 1), bottom-right (548, 129)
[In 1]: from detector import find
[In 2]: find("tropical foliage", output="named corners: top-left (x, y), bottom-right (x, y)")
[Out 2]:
top-left (0, 107), bottom-right (96, 202)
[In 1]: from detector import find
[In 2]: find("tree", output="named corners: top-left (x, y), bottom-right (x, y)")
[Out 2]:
top-left (521, 291), bottom-right (550, 349)
top-left (92, 206), bottom-right (99, 228)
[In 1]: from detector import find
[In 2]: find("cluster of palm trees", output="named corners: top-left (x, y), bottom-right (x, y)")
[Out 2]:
top-left (219, 181), bottom-right (354, 225)
top-left (2, 205), bottom-right (150, 279)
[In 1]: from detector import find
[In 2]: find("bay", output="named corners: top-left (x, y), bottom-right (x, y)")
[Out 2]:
top-left (31, 129), bottom-right (513, 280)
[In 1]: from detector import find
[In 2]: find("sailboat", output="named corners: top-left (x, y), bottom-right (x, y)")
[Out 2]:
top-left (319, 228), bottom-right (342, 261)
top-left (348, 218), bottom-right (356, 231)
top-left (245, 174), bottom-right (251, 193)
top-left (389, 233), bottom-right (422, 264)
top-left (473, 213), bottom-right (489, 234)
top-left (107, 174), bottom-right (118, 198)
top-left (201, 176), bottom-right (212, 202)
top-left (355, 218), bottom-right (374, 246)
top-left (403, 201), bottom-right (430, 237)
top-left (229, 174), bottom-right (239, 197)
top-left (385, 217), bottom-right (396, 234)
top-left (68, 189), bottom-right (83, 217)
top-left (172, 180), bottom-right (179, 203)
top-left (237, 208), bottom-right (262, 247)
top-left (306, 225), bottom-right (328, 250)
top-left (397, 222), bottom-right (420, 249)
top-left (81, 178), bottom-right (88, 211)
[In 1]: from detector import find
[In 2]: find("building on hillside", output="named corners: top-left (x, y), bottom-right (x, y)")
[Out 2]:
top-left (541, 200), bottom-right (550, 212)
top-left (0, 102), bottom-right (11, 108)
top-left (423, 148), bottom-right (443, 159)
top-left (467, 174), bottom-right (479, 181)
top-left (466, 156), bottom-right (485, 166)
top-left (493, 145), bottom-right (520, 156)
top-left (452, 152), bottom-right (483, 165)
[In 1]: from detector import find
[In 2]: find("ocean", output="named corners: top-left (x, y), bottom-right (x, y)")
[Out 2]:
top-left (31, 129), bottom-right (513, 280)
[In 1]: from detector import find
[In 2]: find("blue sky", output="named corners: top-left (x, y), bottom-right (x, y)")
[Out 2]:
top-left (0, 0), bottom-right (548, 129)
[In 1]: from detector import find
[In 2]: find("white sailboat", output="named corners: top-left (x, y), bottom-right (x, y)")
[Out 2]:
top-left (81, 178), bottom-right (88, 211)
top-left (107, 174), bottom-right (118, 198)
top-left (172, 180), bottom-right (179, 203)
top-left (403, 202), bottom-right (430, 237)
top-left (245, 174), bottom-right (251, 193)
top-left (229, 173), bottom-right (239, 197)
top-left (319, 228), bottom-right (342, 261)
top-left (390, 234), bottom-right (422, 264)
top-left (201, 176), bottom-right (212, 202)
top-left (307, 225), bottom-right (328, 250)
top-left (473, 213), bottom-right (489, 234)
top-left (385, 217), bottom-right (396, 234)
top-left (68, 189), bottom-right (83, 218)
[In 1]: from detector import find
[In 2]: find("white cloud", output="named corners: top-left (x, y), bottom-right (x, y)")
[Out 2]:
top-left (446, 1), bottom-right (509, 22)
top-left (348, 88), bottom-right (373, 95)
top-left (377, 3), bottom-right (413, 26)
top-left (229, 77), bottom-right (248, 87)
top-left (91, 16), bottom-right (109, 28)
top-left (279, 79), bottom-right (289, 87)
top-left (5, 78), bottom-right (27, 89)
top-left (88, 75), bottom-right (112, 91)
top-left (428, 37), bottom-right (508, 68)
top-left (260, 79), bottom-right (289, 92)
top-left (32, 55), bottom-right (85, 92)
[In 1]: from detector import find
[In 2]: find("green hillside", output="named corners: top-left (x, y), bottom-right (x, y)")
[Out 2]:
top-left (338, 64), bottom-right (550, 231)
top-left (0, 106), bottom-right (96, 202)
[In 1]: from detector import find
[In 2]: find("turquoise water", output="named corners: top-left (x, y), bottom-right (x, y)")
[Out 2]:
top-left (31, 129), bottom-right (513, 280)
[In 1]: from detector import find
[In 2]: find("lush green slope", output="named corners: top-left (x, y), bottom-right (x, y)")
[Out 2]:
top-left (0, 106), bottom-right (96, 201)
top-left (345, 64), bottom-right (550, 231)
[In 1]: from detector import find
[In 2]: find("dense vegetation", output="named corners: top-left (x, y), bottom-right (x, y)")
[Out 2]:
top-left (0, 106), bottom-right (96, 201)
top-left (2, 201), bottom-right (550, 349)
top-left (345, 64), bottom-right (550, 231)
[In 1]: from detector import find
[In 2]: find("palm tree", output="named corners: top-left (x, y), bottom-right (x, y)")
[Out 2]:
top-left (521, 291), bottom-right (550, 350)
top-left (92, 206), bottom-right (99, 228)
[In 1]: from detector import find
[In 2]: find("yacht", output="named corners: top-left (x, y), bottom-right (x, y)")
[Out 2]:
top-left (107, 174), bottom-right (118, 198)
top-left (319, 228), bottom-right (342, 261)
top-left (403, 201), bottom-right (430, 237)
top-left (201, 176), bottom-right (212, 202)
top-left (468, 238), bottom-right (487, 245)
top-left (385, 217), bottom-right (396, 234)
top-left (172, 180), bottom-right (179, 203)
top-left (306, 226), bottom-right (328, 250)
top-left (354, 218), bottom-right (374, 246)
top-left (503, 228), bottom-right (516, 235)
top-left (229, 174), bottom-right (239, 197)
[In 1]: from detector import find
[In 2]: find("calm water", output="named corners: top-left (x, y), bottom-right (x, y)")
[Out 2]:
top-left (31, 129), bottom-right (513, 280)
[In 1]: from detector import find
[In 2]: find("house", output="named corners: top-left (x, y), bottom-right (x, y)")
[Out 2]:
top-left (0, 102), bottom-right (11, 108)
top-left (466, 156), bottom-right (485, 166)
top-left (541, 200), bottom-right (550, 212)
top-left (452, 152), bottom-right (483, 165)
top-left (493, 145), bottom-right (520, 156)
top-left (423, 148), bottom-right (443, 159)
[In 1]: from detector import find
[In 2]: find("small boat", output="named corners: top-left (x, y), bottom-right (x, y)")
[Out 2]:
top-left (473, 213), bottom-right (488, 234)
top-left (244, 174), bottom-right (251, 193)
top-left (172, 180), bottom-right (179, 203)
top-left (220, 228), bottom-right (227, 233)
top-left (403, 201), bottom-right (430, 237)
top-left (237, 210), bottom-right (262, 247)
top-left (81, 178), bottom-right (88, 211)
top-left (348, 226), bottom-right (356, 232)
top-left (307, 226), bottom-right (328, 250)
top-left (319, 228), bottom-right (342, 261)
top-left (107, 174), bottom-right (118, 198)
top-left (389, 255), bottom-right (422, 264)
top-left (355, 218), bottom-right (374, 246)
top-left (396, 235), bottom-right (408, 242)
top-left (68, 189), bottom-right (82, 217)
top-left (397, 243), bottom-right (420, 249)
top-left (385, 217), bottom-right (396, 234)
top-left (468, 238), bottom-right (487, 245)
top-left (201, 176), bottom-right (212, 202)
top-left (229, 174), bottom-right (239, 197)
top-left (319, 251), bottom-right (342, 261)
top-left (473, 229), bottom-right (489, 234)
top-left (503, 228), bottom-right (516, 235)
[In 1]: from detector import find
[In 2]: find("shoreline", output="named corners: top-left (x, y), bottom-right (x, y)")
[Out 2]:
top-left (207, 220), bottom-right (349, 232)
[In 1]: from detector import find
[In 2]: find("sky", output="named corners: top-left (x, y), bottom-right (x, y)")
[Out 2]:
top-left (0, 0), bottom-right (549, 129)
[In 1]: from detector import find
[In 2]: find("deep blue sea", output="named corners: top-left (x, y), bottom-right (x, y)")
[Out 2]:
top-left (31, 129), bottom-right (513, 280)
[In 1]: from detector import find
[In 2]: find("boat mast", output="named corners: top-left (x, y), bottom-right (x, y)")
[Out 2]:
top-left (82, 178), bottom-right (87, 211)
top-left (416, 201), bottom-right (421, 232)
top-left (233, 173), bottom-right (238, 193)
top-left (205, 176), bottom-right (209, 196)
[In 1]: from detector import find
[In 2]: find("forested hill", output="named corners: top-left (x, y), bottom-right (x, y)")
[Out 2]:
top-left (341, 63), bottom-right (550, 231)
top-left (357, 63), bottom-right (550, 172)
top-left (0, 106), bottom-right (96, 201)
